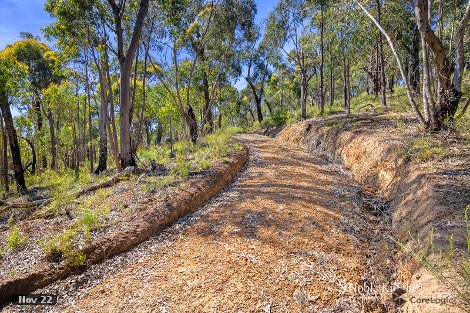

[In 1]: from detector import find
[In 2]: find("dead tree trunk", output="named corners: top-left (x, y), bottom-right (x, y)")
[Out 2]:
top-left (0, 92), bottom-right (26, 192)
top-left (1, 118), bottom-right (8, 193)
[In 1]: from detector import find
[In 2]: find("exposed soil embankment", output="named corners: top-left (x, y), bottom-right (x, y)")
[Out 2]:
top-left (0, 147), bottom-right (248, 304)
top-left (275, 114), bottom-right (470, 312)
top-left (276, 114), bottom-right (468, 247)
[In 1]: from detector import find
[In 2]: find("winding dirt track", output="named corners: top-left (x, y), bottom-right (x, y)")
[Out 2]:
top-left (12, 134), bottom-right (392, 312)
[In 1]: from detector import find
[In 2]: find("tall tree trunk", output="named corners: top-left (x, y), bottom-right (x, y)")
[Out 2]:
top-left (376, 0), bottom-right (387, 107)
top-left (1, 118), bottom-right (9, 193)
top-left (356, 0), bottom-right (426, 124)
top-left (104, 45), bottom-right (121, 171)
top-left (46, 109), bottom-right (57, 170)
top-left (0, 92), bottom-right (26, 192)
top-left (347, 59), bottom-right (351, 114)
top-left (69, 103), bottom-right (79, 178)
top-left (410, 26), bottom-right (421, 94)
top-left (145, 119), bottom-right (152, 146)
top-left (185, 105), bottom-right (198, 143)
top-left (300, 72), bottom-right (307, 120)
top-left (33, 95), bottom-right (46, 171)
top-left (136, 48), bottom-right (149, 147)
top-left (415, 0), bottom-right (469, 128)
top-left (329, 42), bottom-right (334, 106)
top-left (82, 95), bottom-right (87, 162)
top-left (155, 119), bottom-right (163, 145)
top-left (119, 61), bottom-right (135, 166)
top-left (373, 48), bottom-right (379, 97)
top-left (343, 56), bottom-right (349, 111)
top-left (319, 5), bottom-right (325, 114)
top-left (95, 65), bottom-right (108, 174)
top-left (201, 70), bottom-right (214, 133)
top-left (388, 75), bottom-right (394, 93)
top-left (250, 85), bottom-right (263, 123)
top-left (108, 0), bottom-right (150, 168)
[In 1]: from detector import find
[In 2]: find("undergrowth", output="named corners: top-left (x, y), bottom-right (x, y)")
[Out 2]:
top-left (42, 227), bottom-right (86, 267)
top-left (2, 226), bottom-right (27, 253)
top-left (405, 135), bottom-right (446, 162)
top-left (139, 127), bottom-right (243, 179)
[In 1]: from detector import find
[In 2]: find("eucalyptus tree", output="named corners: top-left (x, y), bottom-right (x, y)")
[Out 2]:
top-left (6, 39), bottom-right (62, 171)
top-left (357, 0), bottom-right (470, 130)
top-left (240, 27), bottom-right (272, 122)
top-left (265, 0), bottom-right (317, 120)
top-left (150, 0), bottom-right (256, 142)
top-left (45, 0), bottom-right (144, 171)
top-left (306, 0), bottom-right (329, 113)
top-left (0, 47), bottom-right (28, 192)
top-left (102, 0), bottom-right (150, 167)
top-left (414, 0), bottom-right (470, 129)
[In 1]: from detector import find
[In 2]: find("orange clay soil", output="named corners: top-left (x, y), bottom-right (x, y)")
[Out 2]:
top-left (22, 134), bottom-right (397, 312)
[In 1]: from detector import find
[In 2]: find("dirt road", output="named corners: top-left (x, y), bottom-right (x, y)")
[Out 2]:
top-left (7, 134), bottom-right (394, 312)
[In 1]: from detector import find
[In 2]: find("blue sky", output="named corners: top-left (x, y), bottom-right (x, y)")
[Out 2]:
top-left (0, 0), bottom-right (52, 49)
top-left (0, 0), bottom-right (278, 50)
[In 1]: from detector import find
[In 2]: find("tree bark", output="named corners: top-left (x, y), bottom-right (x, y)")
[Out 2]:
top-left (95, 66), bottom-right (108, 174)
top-left (415, 0), bottom-right (470, 127)
top-left (356, 0), bottom-right (425, 124)
top-left (201, 70), bottom-right (214, 133)
top-left (32, 96), bottom-right (44, 171)
top-left (415, 0), bottom-right (470, 124)
top-left (329, 42), bottom-right (334, 106)
top-left (104, 44), bottom-right (121, 171)
top-left (46, 109), bottom-right (57, 169)
top-left (376, 0), bottom-right (387, 107)
top-left (300, 49), bottom-right (308, 120)
top-left (0, 92), bottom-right (26, 192)
top-left (108, 0), bottom-right (150, 168)
top-left (410, 26), bottom-right (421, 94)
top-left (319, 4), bottom-right (325, 114)
top-left (155, 119), bottom-right (163, 145)
top-left (1, 118), bottom-right (8, 193)
top-left (136, 47), bottom-right (149, 147)
top-left (185, 105), bottom-right (198, 143)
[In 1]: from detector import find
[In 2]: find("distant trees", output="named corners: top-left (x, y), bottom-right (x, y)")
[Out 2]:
top-left (358, 0), bottom-right (470, 130)
top-left (0, 0), bottom-right (468, 194)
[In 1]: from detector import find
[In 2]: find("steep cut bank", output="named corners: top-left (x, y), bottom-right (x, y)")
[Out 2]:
top-left (276, 113), bottom-right (470, 312)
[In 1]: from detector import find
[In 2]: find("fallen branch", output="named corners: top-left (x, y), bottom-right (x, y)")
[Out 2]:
top-left (0, 198), bottom-right (53, 216)
top-left (72, 166), bottom-right (135, 199)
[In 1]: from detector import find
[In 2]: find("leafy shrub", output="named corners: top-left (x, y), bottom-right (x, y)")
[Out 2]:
top-left (77, 208), bottom-right (103, 239)
top-left (77, 193), bottom-right (111, 238)
top-left (193, 151), bottom-right (212, 171)
top-left (261, 108), bottom-right (289, 127)
top-left (43, 227), bottom-right (75, 258)
top-left (43, 227), bottom-right (85, 266)
top-left (170, 156), bottom-right (191, 177)
top-left (138, 144), bottom-right (170, 165)
top-left (6, 226), bottom-right (26, 250)
top-left (406, 136), bottom-right (446, 162)
top-left (144, 175), bottom-right (180, 192)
